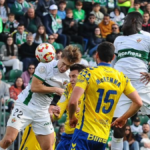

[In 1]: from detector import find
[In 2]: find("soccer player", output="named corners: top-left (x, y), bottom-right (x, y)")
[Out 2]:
top-left (52, 64), bottom-right (86, 150)
top-left (0, 45), bottom-right (81, 150)
top-left (111, 12), bottom-right (150, 150)
top-left (19, 64), bottom-right (86, 150)
top-left (68, 42), bottom-right (142, 150)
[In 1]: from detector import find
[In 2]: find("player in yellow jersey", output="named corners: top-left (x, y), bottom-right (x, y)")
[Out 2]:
top-left (68, 42), bottom-right (143, 150)
top-left (52, 64), bottom-right (86, 150)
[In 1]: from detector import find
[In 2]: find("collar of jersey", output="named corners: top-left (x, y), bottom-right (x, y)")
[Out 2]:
top-left (97, 62), bottom-right (111, 67)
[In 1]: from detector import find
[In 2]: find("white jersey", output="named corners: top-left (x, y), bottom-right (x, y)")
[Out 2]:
top-left (130, 124), bottom-right (143, 134)
top-left (114, 33), bottom-right (150, 80)
top-left (17, 60), bottom-right (70, 110)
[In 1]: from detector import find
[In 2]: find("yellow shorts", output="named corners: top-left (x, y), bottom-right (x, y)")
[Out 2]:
top-left (19, 125), bottom-right (55, 150)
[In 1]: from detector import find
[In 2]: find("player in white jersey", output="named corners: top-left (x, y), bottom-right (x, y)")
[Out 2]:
top-left (0, 45), bottom-right (81, 150)
top-left (111, 12), bottom-right (150, 150)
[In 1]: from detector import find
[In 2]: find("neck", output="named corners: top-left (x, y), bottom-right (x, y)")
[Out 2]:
top-left (0, 4), bottom-right (3, 6)
top-left (27, 42), bottom-right (32, 46)
top-left (143, 20), bottom-right (148, 24)
top-left (17, 87), bottom-right (22, 90)
top-left (53, 14), bottom-right (56, 18)
top-left (59, 8), bottom-right (64, 11)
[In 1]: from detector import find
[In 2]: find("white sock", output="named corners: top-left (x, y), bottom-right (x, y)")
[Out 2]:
top-left (0, 147), bottom-right (7, 150)
top-left (111, 135), bottom-right (123, 150)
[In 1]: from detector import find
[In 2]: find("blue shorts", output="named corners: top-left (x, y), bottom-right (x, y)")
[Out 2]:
top-left (69, 129), bottom-right (106, 150)
top-left (56, 133), bottom-right (73, 150)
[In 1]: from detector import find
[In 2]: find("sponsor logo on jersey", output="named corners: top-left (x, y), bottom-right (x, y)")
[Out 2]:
top-left (137, 38), bottom-right (142, 43)
top-left (63, 80), bottom-right (68, 86)
top-left (87, 134), bottom-right (107, 143)
top-left (38, 66), bottom-right (46, 74)
top-left (44, 122), bottom-right (50, 126)
top-left (11, 118), bottom-right (16, 123)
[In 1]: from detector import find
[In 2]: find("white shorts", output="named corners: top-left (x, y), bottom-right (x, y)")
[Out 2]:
top-left (114, 80), bottom-right (150, 117)
top-left (7, 102), bottom-right (54, 135)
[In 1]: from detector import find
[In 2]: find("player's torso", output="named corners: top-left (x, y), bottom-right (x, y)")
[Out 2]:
top-left (76, 66), bottom-right (127, 140)
top-left (17, 60), bottom-right (70, 109)
top-left (114, 34), bottom-right (150, 80)
top-left (64, 84), bottom-right (84, 134)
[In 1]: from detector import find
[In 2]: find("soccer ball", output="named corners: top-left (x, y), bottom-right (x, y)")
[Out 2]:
top-left (35, 43), bottom-right (56, 63)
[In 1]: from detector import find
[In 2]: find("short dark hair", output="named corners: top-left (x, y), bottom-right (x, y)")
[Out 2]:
top-left (66, 8), bottom-right (73, 14)
top-left (134, 0), bottom-right (140, 4)
top-left (8, 13), bottom-right (15, 17)
top-left (76, 1), bottom-right (82, 6)
top-left (88, 13), bottom-right (95, 18)
top-left (18, 23), bottom-right (24, 27)
top-left (97, 42), bottom-right (114, 62)
top-left (56, 49), bottom-right (63, 54)
top-left (144, 11), bottom-right (150, 16)
top-left (70, 64), bottom-right (86, 72)
top-left (59, 0), bottom-right (66, 5)
top-left (104, 14), bottom-right (110, 17)
top-left (93, 3), bottom-right (100, 7)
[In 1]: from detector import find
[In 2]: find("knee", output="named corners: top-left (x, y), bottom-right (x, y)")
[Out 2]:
top-left (13, 59), bottom-right (19, 64)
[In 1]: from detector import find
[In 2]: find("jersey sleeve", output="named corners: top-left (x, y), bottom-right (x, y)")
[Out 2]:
top-left (33, 62), bottom-right (48, 81)
top-left (75, 69), bottom-right (91, 90)
top-left (123, 75), bottom-right (136, 95)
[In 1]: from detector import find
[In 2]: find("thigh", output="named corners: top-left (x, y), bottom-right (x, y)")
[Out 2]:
top-left (36, 132), bottom-right (54, 150)
top-left (3, 59), bottom-right (14, 67)
top-left (7, 103), bottom-right (32, 132)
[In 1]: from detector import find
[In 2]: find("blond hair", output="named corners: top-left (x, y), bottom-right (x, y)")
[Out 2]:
top-left (61, 45), bottom-right (81, 63)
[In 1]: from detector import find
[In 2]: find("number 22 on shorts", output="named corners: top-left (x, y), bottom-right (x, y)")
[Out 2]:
top-left (13, 108), bottom-right (23, 118)
top-left (95, 89), bottom-right (117, 113)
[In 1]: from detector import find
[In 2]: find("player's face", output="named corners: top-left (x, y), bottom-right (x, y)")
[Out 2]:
top-left (58, 58), bottom-right (72, 73)
top-left (69, 70), bottom-right (79, 88)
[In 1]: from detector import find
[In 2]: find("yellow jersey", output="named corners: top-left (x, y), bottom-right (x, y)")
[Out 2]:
top-left (19, 125), bottom-right (56, 150)
top-left (75, 63), bottom-right (135, 141)
top-left (55, 83), bottom-right (84, 134)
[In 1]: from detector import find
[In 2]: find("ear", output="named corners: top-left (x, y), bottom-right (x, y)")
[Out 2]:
top-left (112, 54), bottom-right (115, 61)
top-left (95, 51), bottom-right (99, 59)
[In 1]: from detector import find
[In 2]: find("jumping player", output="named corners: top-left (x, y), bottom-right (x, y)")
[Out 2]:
top-left (111, 12), bottom-right (150, 150)
top-left (0, 45), bottom-right (81, 150)
top-left (68, 42), bottom-right (142, 150)
top-left (53, 64), bottom-right (86, 150)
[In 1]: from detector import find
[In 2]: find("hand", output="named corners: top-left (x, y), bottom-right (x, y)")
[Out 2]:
top-left (70, 21), bottom-right (75, 27)
top-left (53, 34), bottom-right (58, 39)
top-left (69, 115), bottom-right (78, 128)
top-left (55, 87), bottom-right (64, 96)
top-left (140, 72), bottom-right (150, 85)
top-left (76, 107), bottom-right (80, 113)
top-left (18, 44), bottom-right (21, 47)
top-left (111, 117), bottom-right (127, 128)
top-left (52, 106), bottom-right (60, 117)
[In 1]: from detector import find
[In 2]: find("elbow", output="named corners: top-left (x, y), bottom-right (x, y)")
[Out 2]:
top-left (138, 100), bottom-right (143, 107)
top-left (69, 100), bottom-right (76, 108)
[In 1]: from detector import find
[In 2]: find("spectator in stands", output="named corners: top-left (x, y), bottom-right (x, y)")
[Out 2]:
top-left (0, 0), bottom-right (10, 23)
top-left (117, 0), bottom-right (133, 15)
top-left (140, 133), bottom-right (150, 150)
top-left (43, 4), bottom-right (67, 47)
top-left (0, 36), bottom-right (22, 70)
top-left (19, 33), bottom-right (38, 71)
top-left (145, 3), bottom-right (150, 15)
top-left (140, 124), bottom-right (150, 149)
top-left (11, 24), bottom-right (28, 47)
top-left (21, 63), bottom-right (35, 87)
top-left (90, 3), bottom-right (104, 25)
top-left (3, 13), bottom-right (19, 34)
top-left (33, 25), bottom-right (48, 44)
top-left (57, 0), bottom-right (66, 20)
top-left (89, 51), bottom-right (97, 67)
top-left (48, 35), bottom-right (63, 49)
top-left (123, 125), bottom-right (139, 150)
top-left (106, 24), bottom-right (121, 43)
top-left (128, 0), bottom-right (144, 15)
top-left (55, 49), bottom-right (62, 60)
top-left (110, 7), bottom-right (125, 27)
top-left (0, 17), bottom-right (3, 33)
top-left (99, 14), bottom-right (115, 38)
top-left (11, 0), bottom-right (30, 21)
top-left (56, 124), bottom-right (65, 146)
top-left (80, 13), bottom-right (97, 40)
top-left (63, 9), bottom-right (84, 47)
top-left (142, 12), bottom-right (150, 33)
top-left (36, 0), bottom-right (55, 18)
top-left (0, 70), bottom-right (9, 104)
top-left (9, 77), bottom-right (25, 100)
top-left (130, 117), bottom-right (143, 134)
top-left (90, 27), bottom-right (104, 49)
top-left (20, 8), bottom-right (43, 33)
top-left (73, 1), bottom-right (85, 22)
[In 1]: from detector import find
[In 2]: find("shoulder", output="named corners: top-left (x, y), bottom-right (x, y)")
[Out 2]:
top-left (1, 44), bottom-right (6, 49)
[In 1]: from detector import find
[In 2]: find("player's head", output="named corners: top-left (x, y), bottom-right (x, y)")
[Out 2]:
top-left (122, 12), bottom-right (143, 36)
top-left (57, 45), bottom-right (81, 73)
top-left (96, 42), bottom-right (115, 64)
top-left (69, 64), bottom-right (86, 87)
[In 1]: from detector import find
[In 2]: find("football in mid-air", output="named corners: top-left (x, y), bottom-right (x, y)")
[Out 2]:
top-left (35, 43), bottom-right (56, 63)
